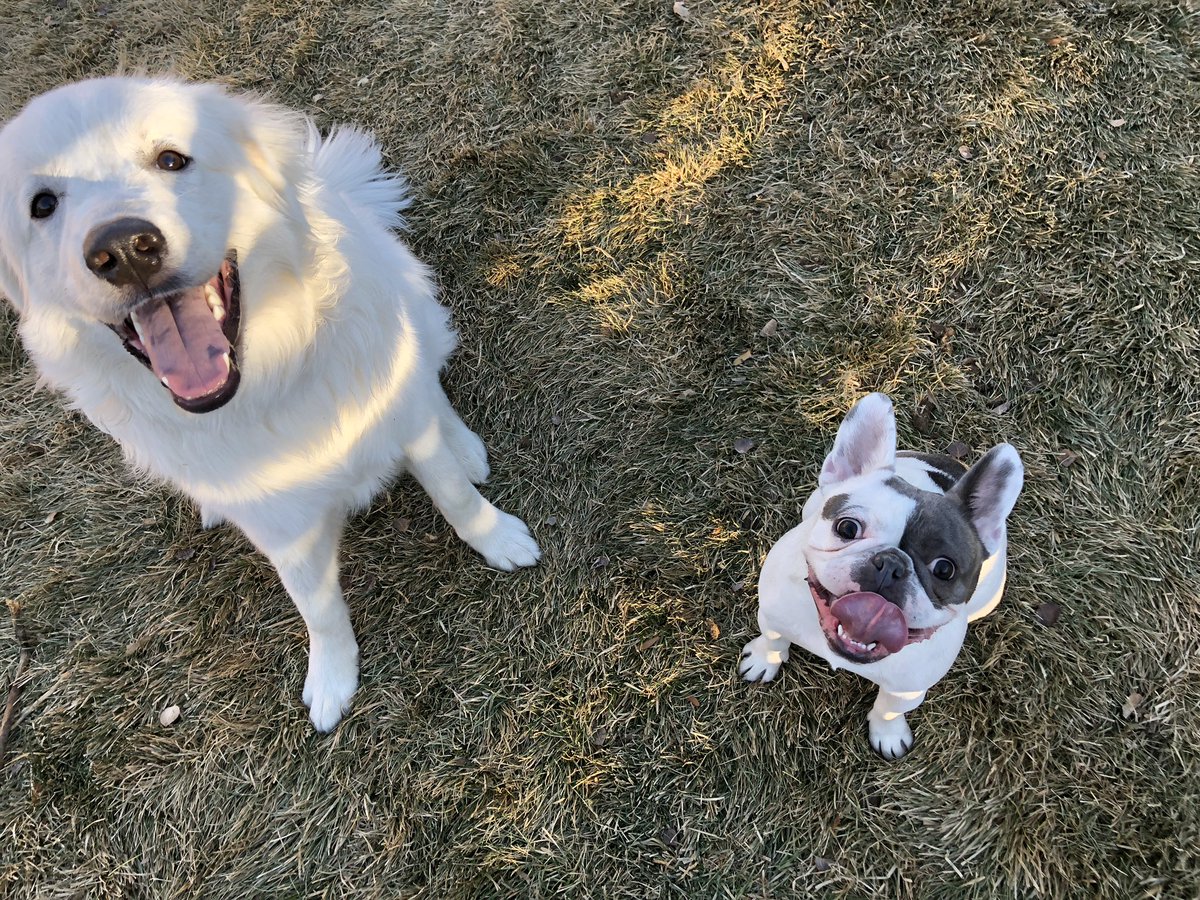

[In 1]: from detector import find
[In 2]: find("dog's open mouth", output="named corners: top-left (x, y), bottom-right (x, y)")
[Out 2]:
top-left (807, 567), bottom-right (938, 664)
top-left (109, 253), bottom-right (241, 413)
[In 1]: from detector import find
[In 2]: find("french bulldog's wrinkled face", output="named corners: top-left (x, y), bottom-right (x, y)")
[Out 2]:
top-left (801, 393), bottom-right (1023, 665)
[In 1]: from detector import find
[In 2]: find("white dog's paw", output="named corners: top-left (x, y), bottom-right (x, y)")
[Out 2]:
top-left (868, 711), bottom-right (914, 760)
top-left (302, 639), bottom-right (360, 733)
top-left (448, 423), bottom-right (490, 485)
top-left (739, 636), bottom-right (789, 683)
top-left (468, 510), bottom-right (541, 571)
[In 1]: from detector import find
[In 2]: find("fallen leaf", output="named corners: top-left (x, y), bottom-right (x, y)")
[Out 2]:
top-left (1122, 692), bottom-right (1143, 720)
top-left (1058, 450), bottom-right (1079, 468)
top-left (760, 318), bottom-right (778, 337)
top-left (1046, 36), bottom-right (1064, 47)
top-left (591, 727), bottom-right (610, 747)
top-left (1035, 601), bottom-right (1062, 626)
top-left (394, 517), bottom-right (411, 532)
top-left (599, 324), bottom-right (614, 337)
top-left (42, 510), bottom-right (59, 525)
top-left (311, 93), bottom-right (324, 102)
top-left (672, 0), bottom-right (690, 19)
top-left (550, 414), bottom-right (562, 425)
top-left (685, 695), bottom-right (700, 708)
top-left (731, 580), bottom-right (746, 593)
top-left (946, 441), bottom-right (970, 460)
top-left (814, 857), bottom-right (834, 872)
top-left (159, 705), bottom-right (181, 726)
top-left (734, 349), bottom-right (752, 366)
top-left (913, 393), bottom-right (936, 435)
top-left (990, 399), bottom-right (1012, 415)
top-left (637, 635), bottom-right (661, 652)
top-left (734, 438), bottom-right (755, 454)
top-left (659, 825), bottom-right (682, 847)
top-left (928, 322), bottom-right (948, 341)
top-left (545, 515), bottom-right (559, 526)
top-left (639, 131), bottom-right (660, 145)
top-left (172, 548), bottom-right (196, 561)
top-left (707, 618), bottom-right (720, 640)
top-left (958, 145), bottom-right (976, 160)
top-left (1109, 117), bottom-right (1126, 128)
top-left (593, 554), bottom-right (611, 569)
top-left (356, 76), bottom-right (370, 86)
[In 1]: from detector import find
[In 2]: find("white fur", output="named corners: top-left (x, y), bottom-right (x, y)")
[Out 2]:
top-left (0, 76), bottom-right (540, 732)
top-left (741, 393), bottom-right (1022, 760)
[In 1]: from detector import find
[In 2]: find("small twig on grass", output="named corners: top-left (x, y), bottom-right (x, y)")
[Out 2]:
top-left (0, 600), bottom-right (35, 763)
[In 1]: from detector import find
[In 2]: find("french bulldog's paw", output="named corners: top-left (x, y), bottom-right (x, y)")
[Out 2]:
top-left (449, 425), bottom-right (490, 485)
top-left (303, 639), bottom-right (359, 733)
top-left (868, 710), bottom-right (914, 760)
top-left (738, 637), bottom-right (789, 683)
top-left (469, 509), bottom-right (541, 571)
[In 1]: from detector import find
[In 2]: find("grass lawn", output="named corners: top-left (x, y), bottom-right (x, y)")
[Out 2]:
top-left (1, 0), bottom-right (1197, 896)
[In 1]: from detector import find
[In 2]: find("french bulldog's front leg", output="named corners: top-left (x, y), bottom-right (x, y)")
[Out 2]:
top-left (867, 687), bottom-right (926, 760)
top-left (739, 629), bottom-right (791, 683)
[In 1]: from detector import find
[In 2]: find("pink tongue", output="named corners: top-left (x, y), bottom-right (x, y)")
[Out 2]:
top-left (132, 287), bottom-right (230, 400)
top-left (830, 592), bottom-right (909, 653)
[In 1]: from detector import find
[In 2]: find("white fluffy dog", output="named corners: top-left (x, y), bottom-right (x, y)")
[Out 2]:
top-left (0, 76), bottom-right (541, 731)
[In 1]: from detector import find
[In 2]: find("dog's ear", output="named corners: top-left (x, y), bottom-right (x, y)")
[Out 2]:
top-left (0, 247), bottom-right (25, 315)
top-left (222, 90), bottom-right (307, 206)
top-left (949, 444), bottom-right (1024, 554)
top-left (819, 393), bottom-right (897, 487)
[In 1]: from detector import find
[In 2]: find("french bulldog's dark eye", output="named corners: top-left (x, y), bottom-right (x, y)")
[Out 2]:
top-left (931, 557), bottom-right (956, 580)
top-left (30, 191), bottom-right (58, 219)
top-left (834, 518), bottom-right (861, 540)
top-left (155, 149), bottom-right (190, 171)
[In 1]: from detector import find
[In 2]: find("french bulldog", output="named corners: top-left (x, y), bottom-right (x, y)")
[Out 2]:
top-left (739, 393), bottom-right (1023, 759)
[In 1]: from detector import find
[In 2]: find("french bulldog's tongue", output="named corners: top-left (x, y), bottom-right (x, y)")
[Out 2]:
top-left (132, 287), bottom-right (230, 401)
top-left (830, 592), bottom-right (908, 653)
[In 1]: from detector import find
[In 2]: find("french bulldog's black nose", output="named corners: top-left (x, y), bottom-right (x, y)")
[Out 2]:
top-left (84, 218), bottom-right (167, 287)
top-left (871, 549), bottom-right (910, 593)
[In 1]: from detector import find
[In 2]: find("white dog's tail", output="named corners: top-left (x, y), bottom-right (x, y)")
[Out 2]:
top-left (308, 123), bottom-right (411, 230)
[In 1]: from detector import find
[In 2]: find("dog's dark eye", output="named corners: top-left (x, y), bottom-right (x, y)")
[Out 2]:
top-left (30, 191), bottom-right (58, 219)
top-left (931, 557), bottom-right (956, 580)
top-left (156, 149), bottom-right (190, 172)
top-left (834, 518), bottom-right (861, 540)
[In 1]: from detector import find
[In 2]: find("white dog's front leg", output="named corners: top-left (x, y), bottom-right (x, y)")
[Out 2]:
top-left (739, 630), bottom-right (791, 683)
top-left (237, 508), bottom-right (358, 733)
top-left (867, 687), bottom-right (926, 760)
top-left (404, 402), bottom-right (540, 571)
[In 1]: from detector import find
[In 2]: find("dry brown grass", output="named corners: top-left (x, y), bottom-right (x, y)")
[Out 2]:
top-left (1, 0), bottom-right (1198, 897)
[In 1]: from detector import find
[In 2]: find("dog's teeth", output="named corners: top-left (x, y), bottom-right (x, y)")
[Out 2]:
top-left (867, 642), bottom-right (877, 651)
top-left (130, 313), bottom-right (148, 344)
top-left (204, 283), bottom-right (225, 321)
top-left (161, 377), bottom-right (170, 387)
top-left (837, 624), bottom-right (845, 637)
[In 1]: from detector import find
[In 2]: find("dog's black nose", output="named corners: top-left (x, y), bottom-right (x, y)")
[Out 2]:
top-left (871, 549), bottom-right (910, 593)
top-left (84, 218), bottom-right (167, 287)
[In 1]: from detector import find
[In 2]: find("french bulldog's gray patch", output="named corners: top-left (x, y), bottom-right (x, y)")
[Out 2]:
top-left (739, 393), bottom-right (1024, 760)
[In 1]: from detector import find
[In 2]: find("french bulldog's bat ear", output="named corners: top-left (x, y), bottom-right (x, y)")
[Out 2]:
top-left (819, 392), bottom-right (897, 487)
top-left (951, 443), bottom-right (1024, 554)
